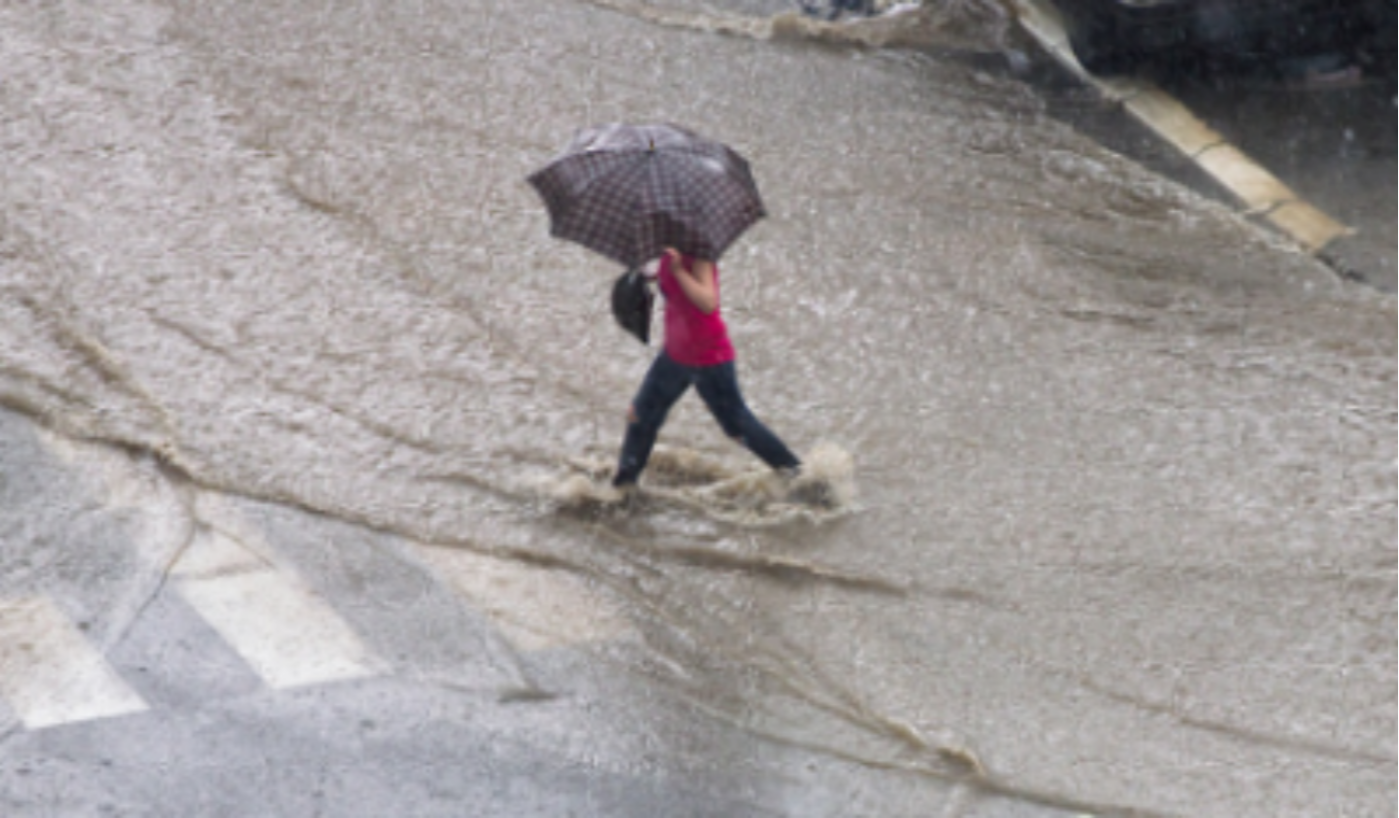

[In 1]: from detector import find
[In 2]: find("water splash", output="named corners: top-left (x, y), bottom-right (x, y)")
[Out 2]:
top-left (543, 442), bottom-right (857, 526)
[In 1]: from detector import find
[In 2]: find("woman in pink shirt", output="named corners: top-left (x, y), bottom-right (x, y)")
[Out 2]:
top-left (614, 248), bottom-right (801, 488)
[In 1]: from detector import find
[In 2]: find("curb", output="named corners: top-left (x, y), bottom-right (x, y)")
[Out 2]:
top-left (1008, 0), bottom-right (1354, 255)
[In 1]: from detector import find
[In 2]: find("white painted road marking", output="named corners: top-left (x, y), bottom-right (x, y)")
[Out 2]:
top-left (173, 528), bottom-right (380, 690)
top-left (19, 429), bottom-right (637, 729)
top-left (414, 545), bottom-right (636, 653)
top-left (0, 596), bottom-right (148, 729)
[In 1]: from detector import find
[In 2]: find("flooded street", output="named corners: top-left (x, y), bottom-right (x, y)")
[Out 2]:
top-left (1, 1), bottom-right (1394, 815)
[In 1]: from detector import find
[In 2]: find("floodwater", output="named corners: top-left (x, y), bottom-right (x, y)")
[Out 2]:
top-left (1, 0), bottom-right (1394, 815)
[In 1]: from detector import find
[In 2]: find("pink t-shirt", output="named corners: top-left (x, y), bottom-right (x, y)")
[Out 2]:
top-left (658, 254), bottom-right (736, 367)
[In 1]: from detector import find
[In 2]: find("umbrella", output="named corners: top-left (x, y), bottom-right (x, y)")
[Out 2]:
top-left (526, 123), bottom-right (766, 269)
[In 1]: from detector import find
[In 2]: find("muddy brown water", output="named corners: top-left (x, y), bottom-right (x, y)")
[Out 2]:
top-left (1, 1), bottom-right (1394, 815)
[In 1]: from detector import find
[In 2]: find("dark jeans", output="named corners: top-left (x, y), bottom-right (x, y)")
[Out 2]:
top-left (614, 353), bottom-right (800, 486)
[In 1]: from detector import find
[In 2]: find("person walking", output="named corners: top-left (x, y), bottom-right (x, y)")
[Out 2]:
top-left (613, 248), bottom-right (801, 489)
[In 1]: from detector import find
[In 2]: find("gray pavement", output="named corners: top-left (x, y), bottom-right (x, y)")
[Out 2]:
top-left (0, 406), bottom-right (1075, 817)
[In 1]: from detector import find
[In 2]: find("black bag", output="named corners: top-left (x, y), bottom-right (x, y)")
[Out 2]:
top-left (610, 268), bottom-right (653, 345)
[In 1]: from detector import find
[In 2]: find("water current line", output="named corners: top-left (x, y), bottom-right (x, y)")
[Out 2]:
top-left (277, 158), bottom-right (613, 421)
top-left (574, 0), bottom-right (1015, 53)
top-left (0, 235), bottom-right (1218, 816)
top-left (13, 375), bottom-right (1186, 817)
top-left (98, 477), bottom-right (201, 657)
top-left (13, 284), bottom-right (1379, 790)
top-left (573, 0), bottom-right (774, 41)
top-left (0, 216), bottom-right (182, 447)
top-left (575, 545), bottom-right (989, 771)
top-left (3, 405), bottom-right (1039, 806)
top-left (586, 585), bottom-right (1171, 817)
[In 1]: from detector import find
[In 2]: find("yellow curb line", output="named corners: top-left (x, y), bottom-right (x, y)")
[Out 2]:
top-left (1009, 0), bottom-right (1354, 253)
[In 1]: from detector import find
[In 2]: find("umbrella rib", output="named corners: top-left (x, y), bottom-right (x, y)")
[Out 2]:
top-left (555, 151), bottom-right (646, 205)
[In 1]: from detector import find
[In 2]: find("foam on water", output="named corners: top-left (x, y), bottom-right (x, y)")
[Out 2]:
top-left (578, 0), bottom-right (1014, 52)
top-left (543, 442), bottom-right (857, 526)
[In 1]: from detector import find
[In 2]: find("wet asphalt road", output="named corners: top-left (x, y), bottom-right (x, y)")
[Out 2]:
top-left (0, 2), bottom-right (1392, 816)
top-left (0, 405), bottom-right (1077, 818)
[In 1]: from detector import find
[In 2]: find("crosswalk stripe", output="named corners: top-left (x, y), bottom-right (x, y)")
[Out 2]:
top-left (0, 596), bottom-right (149, 729)
top-left (173, 529), bottom-right (379, 690)
top-left (24, 423), bottom-right (637, 721)
top-left (412, 545), bottom-right (636, 653)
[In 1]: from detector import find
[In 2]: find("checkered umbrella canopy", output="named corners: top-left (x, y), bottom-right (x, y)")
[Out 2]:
top-left (527, 123), bottom-right (766, 269)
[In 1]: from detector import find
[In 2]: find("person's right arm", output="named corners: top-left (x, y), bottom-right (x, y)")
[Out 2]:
top-left (666, 249), bottom-right (718, 315)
